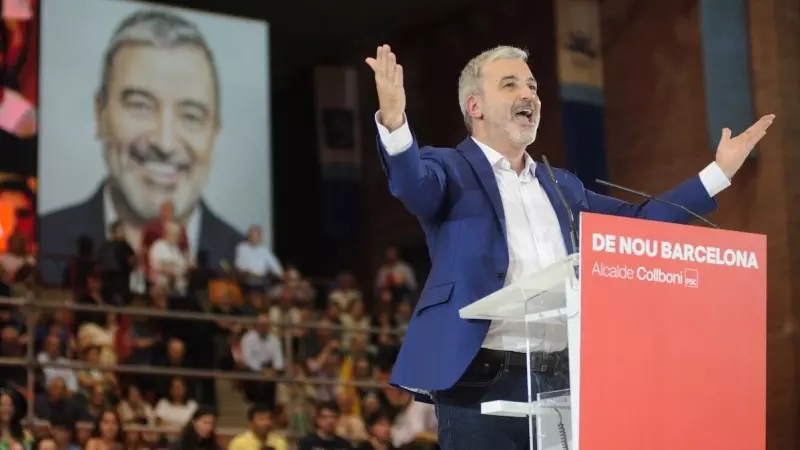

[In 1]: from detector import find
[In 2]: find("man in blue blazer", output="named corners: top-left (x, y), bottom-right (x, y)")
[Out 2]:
top-left (365, 44), bottom-right (773, 450)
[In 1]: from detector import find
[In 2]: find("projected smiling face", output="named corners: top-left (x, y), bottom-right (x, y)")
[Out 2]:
top-left (96, 44), bottom-right (220, 222)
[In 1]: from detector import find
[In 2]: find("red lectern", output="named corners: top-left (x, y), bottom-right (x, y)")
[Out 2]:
top-left (459, 212), bottom-right (766, 450)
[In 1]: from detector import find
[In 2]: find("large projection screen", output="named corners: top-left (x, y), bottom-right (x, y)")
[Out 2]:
top-left (37, 0), bottom-right (271, 283)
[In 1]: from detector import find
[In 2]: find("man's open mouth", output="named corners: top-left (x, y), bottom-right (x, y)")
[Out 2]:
top-left (514, 108), bottom-right (535, 125)
top-left (139, 161), bottom-right (191, 188)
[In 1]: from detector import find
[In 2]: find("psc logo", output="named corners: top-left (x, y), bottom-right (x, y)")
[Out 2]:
top-left (683, 269), bottom-right (699, 288)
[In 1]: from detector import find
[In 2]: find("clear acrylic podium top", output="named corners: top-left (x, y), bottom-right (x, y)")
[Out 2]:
top-left (459, 253), bottom-right (579, 352)
top-left (459, 254), bottom-right (580, 450)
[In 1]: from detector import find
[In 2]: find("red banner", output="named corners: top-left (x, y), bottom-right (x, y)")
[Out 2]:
top-left (579, 212), bottom-right (766, 450)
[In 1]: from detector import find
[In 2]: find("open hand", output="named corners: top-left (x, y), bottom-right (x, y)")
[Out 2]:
top-left (365, 45), bottom-right (406, 131)
top-left (715, 114), bottom-right (775, 179)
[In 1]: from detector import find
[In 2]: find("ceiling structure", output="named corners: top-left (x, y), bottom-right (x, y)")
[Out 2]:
top-left (139, 0), bottom-right (487, 82)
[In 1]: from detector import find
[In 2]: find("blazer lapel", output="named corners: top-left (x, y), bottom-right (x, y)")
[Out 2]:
top-left (535, 164), bottom-right (576, 254)
top-left (456, 138), bottom-right (507, 239)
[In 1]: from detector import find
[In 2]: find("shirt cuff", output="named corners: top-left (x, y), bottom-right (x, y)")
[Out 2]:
top-left (698, 162), bottom-right (731, 198)
top-left (375, 111), bottom-right (413, 155)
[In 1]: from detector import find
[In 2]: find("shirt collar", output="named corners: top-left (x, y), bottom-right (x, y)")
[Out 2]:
top-left (471, 137), bottom-right (536, 177)
top-left (103, 185), bottom-right (202, 260)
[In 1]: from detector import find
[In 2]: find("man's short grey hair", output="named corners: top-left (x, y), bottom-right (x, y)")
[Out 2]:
top-left (457, 46), bottom-right (528, 132)
top-left (98, 9), bottom-right (220, 114)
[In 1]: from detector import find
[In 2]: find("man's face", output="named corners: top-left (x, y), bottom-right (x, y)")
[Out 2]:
top-left (472, 58), bottom-right (541, 147)
top-left (251, 411), bottom-right (272, 436)
top-left (97, 44), bottom-right (220, 221)
top-left (248, 226), bottom-right (261, 244)
top-left (317, 408), bottom-right (338, 433)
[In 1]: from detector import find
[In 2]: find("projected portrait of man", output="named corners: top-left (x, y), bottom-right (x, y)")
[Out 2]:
top-left (39, 9), bottom-right (244, 283)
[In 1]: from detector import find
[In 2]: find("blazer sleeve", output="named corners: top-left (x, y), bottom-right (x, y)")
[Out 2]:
top-left (579, 173), bottom-right (718, 224)
top-left (375, 121), bottom-right (448, 220)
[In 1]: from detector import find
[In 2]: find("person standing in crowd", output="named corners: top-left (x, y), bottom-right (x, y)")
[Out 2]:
top-left (95, 220), bottom-right (135, 304)
top-left (38, 9), bottom-right (245, 283)
top-left (366, 42), bottom-right (773, 450)
top-left (234, 225), bottom-right (283, 294)
top-left (227, 405), bottom-right (288, 450)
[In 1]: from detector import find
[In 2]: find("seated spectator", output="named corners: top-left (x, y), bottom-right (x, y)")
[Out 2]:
top-left (34, 311), bottom-right (75, 356)
top-left (33, 378), bottom-right (80, 424)
top-left (323, 304), bottom-right (342, 327)
top-left (73, 277), bottom-right (108, 331)
top-left (169, 407), bottom-right (220, 450)
top-left (154, 377), bottom-right (197, 427)
top-left (48, 414), bottom-right (81, 450)
top-left (334, 390), bottom-right (368, 445)
top-left (328, 272), bottom-right (361, 312)
top-left (210, 294), bottom-right (247, 371)
top-left (241, 314), bottom-right (284, 409)
top-left (393, 301), bottom-right (411, 337)
top-left (269, 267), bottom-right (315, 307)
top-left (0, 301), bottom-right (22, 334)
top-left (306, 340), bottom-right (343, 404)
top-left (276, 364), bottom-right (316, 436)
top-left (82, 385), bottom-right (111, 422)
top-left (37, 336), bottom-right (78, 394)
top-left (124, 300), bottom-right (161, 368)
top-left (0, 390), bottom-right (33, 450)
top-left (149, 222), bottom-right (189, 295)
top-left (374, 246), bottom-right (417, 298)
top-left (117, 385), bottom-right (154, 426)
top-left (356, 412), bottom-right (396, 450)
top-left (35, 438), bottom-right (56, 450)
top-left (371, 312), bottom-right (400, 371)
top-left (360, 394), bottom-right (383, 424)
top-left (235, 225), bottom-right (283, 294)
top-left (75, 313), bottom-right (117, 367)
top-left (84, 410), bottom-right (124, 450)
top-left (268, 290), bottom-right (301, 337)
top-left (75, 346), bottom-right (117, 401)
top-left (0, 327), bottom-right (27, 393)
top-left (155, 339), bottom-right (198, 402)
top-left (228, 405), bottom-right (288, 450)
top-left (340, 301), bottom-right (370, 347)
top-left (139, 426), bottom-right (169, 449)
top-left (298, 402), bottom-right (352, 450)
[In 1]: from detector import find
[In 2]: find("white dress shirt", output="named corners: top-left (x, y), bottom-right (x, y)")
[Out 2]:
top-left (376, 113), bottom-right (731, 351)
top-left (240, 329), bottom-right (285, 373)
top-left (235, 242), bottom-right (283, 277)
top-left (37, 353), bottom-right (79, 393)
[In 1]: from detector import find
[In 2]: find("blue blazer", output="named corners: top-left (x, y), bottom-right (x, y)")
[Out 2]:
top-left (378, 132), bottom-right (718, 392)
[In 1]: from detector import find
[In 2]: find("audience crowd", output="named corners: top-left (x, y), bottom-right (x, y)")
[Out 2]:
top-left (0, 200), bottom-right (436, 450)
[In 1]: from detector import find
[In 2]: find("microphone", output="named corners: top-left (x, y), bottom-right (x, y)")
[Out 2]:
top-left (541, 155), bottom-right (579, 254)
top-left (595, 179), bottom-right (719, 228)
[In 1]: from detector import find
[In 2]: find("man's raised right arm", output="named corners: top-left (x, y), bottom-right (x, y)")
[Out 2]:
top-left (375, 112), bottom-right (447, 218)
top-left (368, 44), bottom-right (447, 219)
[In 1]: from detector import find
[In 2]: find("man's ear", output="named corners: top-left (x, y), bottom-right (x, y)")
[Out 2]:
top-left (466, 96), bottom-right (483, 121)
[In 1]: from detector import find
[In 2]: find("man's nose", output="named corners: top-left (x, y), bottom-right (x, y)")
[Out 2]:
top-left (156, 112), bottom-right (178, 152)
